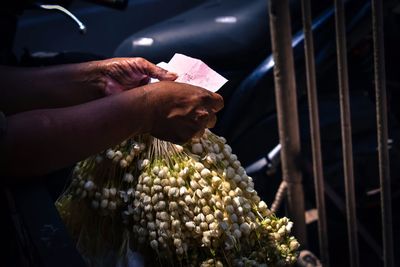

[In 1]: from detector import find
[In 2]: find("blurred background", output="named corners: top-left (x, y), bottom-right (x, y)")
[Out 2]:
top-left (3, 0), bottom-right (400, 266)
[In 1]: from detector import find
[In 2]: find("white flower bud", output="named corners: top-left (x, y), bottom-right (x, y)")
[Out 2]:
top-left (194, 162), bottom-right (205, 172)
top-left (143, 195), bottom-right (151, 205)
top-left (220, 181), bottom-right (231, 192)
top-left (233, 229), bottom-right (242, 239)
top-left (169, 201), bottom-right (178, 211)
top-left (200, 222), bottom-right (209, 231)
top-left (120, 159), bottom-right (128, 168)
top-left (202, 236), bottom-right (211, 247)
top-left (195, 189), bottom-right (203, 199)
top-left (196, 213), bottom-right (206, 223)
top-left (289, 240), bottom-right (300, 251)
top-left (205, 153), bottom-right (217, 165)
top-left (109, 188), bottom-right (117, 197)
top-left (179, 186), bottom-right (188, 196)
top-left (240, 222), bottom-right (251, 235)
top-left (160, 179), bottom-right (170, 187)
top-left (84, 180), bottom-right (95, 191)
top-left (147, 222), bottom-right (156, 231)
top-left (155, 201), bottom-right (166, 211)
top-left (232, 160), bottom-right (241, 169)
top-left (199, 199), bottom-right (207, 207)
top-left (160, 221), bottom-right (169, 230)
top-left (233, 197), bottom-right (242, 208)
top-left (168, 176), bottom-right (176, 187)
top-left (175, 176), bottom-right (184, 186)
top-left (163, 185), bottom-right (171, 195)
top-left (251, 195), bottom-right (261, 203)
top-left (237, 207), bottom-right (244, 216)
top-left (158, 211), bottom-right (169, 221)
top-left (191, 143), bottom-right (203, 154)
top-left (184, 195), bottom-right (193, 205)
top-left (153, 177), bottom-right (161, 185)
top-left (146, 213), bottom-right (154, 221)
top-left (168, 187), bottom-right (179, 198)
top-left (213, 144), bottom-right (220, 153)
top-left (114, 150), bottom-right (123, 158)
top-left (200, 168), bottom-right (211, 178)
top-left (206, 214), bottom-right (214, 224)
top-left (202, 186), bottom-right (212, 198)
top-left (153, 185), bottom-right (162, 193)
top-left (258, 201), bottom-right (268, 211)
top-left (149, 231), bottom-right (157, 240)
top-left (202, 206), bottom-right (211, 215)
top-left (100, 199), bottom-right (108, 208)
top-left (185, 221), bottom-right (196, 231)
top-left (286, 221), bottom-right (293, 232)
top-left (140, 159), bottom-right (150, 170)
top-left (211, 176), bottom-right (222, 187)
top-left (179, 167), bottom-right (190, 178)
top-left (190, 180), bottom-right (201, 190)
top-left (230, 214), bottom-right (238, 223)
top-left (144, 204), bottom-right (153, 213)
top-left (142, 176), bottom-right (152, 186)
top-left (230, 154), bottom-right (238, 162)
top-left (278, 226), bottom-right (286, 235)
top-left (172, 219), bottom-right (181, 229)
top-left (173, 238), bottom-right (182, 247)
top-left (226, 167), bottom-right (235, 179)
top-left (226, 205), bottom-right (234, 214)
top-left (106, 149), bottom-right (115, 159)
top-left (150, 240), bottom-right (158, 250)
top-left (108, 201), bottom-right (117, 210)
top-left (123, 173), bottom-right (134, 183)
top-left (233, 174), bottom-right (242, 183)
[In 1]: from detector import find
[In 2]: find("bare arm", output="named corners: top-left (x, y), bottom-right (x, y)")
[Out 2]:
top-left (0, 58), bottom-right (176, 115)
top-left (0, 81), bottom-right (223, 180)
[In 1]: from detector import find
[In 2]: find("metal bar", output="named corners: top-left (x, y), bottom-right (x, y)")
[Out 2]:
top-left (334, 1), bottom-right (359, 267)
top-left (371, 1), bottom-right (395, 266)
top-left (324, 184), bottom-right (383, 260)
top-left (300, 0), bottom-right (330, 265)
top-left (268, 0), bottom-right (307, 247)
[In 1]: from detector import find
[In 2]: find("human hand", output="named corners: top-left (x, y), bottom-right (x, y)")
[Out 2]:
top-left (89, 57), bottom-right (177, 96)
top-left (142, 81), bottom-right (224, 144)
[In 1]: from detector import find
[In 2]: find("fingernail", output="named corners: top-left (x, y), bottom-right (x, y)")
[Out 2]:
top-left (167, 71), bottom-right (178, 77)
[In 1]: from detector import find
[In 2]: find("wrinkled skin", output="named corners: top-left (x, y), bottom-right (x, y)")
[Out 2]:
top-left (143, 81), bottom-right (224, 144)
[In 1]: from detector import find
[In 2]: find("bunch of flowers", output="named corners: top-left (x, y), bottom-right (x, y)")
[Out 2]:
top-left (56, 130), bottom-right (299, 266)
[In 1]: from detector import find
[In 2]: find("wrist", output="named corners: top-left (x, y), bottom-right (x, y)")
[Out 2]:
top-left (124, 85), bottom-right (154, 135)
top-left (74, 60), bottom-right (108, 98)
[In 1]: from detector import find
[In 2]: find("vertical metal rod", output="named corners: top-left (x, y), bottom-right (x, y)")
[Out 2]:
top-left (372, 1), bottom-right (394, 266)
top-left (334, 1), bottom-right (359, 267)
top-left (301, 0), bottom-right (330, 265)
top-left (268, 0), bottom-right (307, 247)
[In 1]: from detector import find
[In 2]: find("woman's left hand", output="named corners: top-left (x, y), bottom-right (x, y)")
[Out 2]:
top-left (90, 57), bottom-right (177, 95)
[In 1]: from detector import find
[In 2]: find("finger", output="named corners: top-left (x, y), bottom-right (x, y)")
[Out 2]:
top-left (206, 92), bottom-right (224, 112)
top-left (142, 60), bottom-right (177, 81)
top-left (206, 114), bottom-right (217, 128)
top-left (194, 109), bottom-right (209, 125)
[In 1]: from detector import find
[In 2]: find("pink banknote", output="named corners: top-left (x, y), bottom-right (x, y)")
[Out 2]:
top-left (151, 53), bottom-right (228, 92)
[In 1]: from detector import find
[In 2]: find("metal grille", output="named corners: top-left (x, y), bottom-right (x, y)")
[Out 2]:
top-left (267, 0), bottom-right (395, 266)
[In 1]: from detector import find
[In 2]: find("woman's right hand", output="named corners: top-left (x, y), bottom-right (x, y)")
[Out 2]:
top-left (142, 81), bottom-right (224, 144)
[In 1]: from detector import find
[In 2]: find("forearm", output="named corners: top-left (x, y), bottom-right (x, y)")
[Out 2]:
top-left (0, 62), bottom-right (104, 114)
top-left (0, 87), bottom-right (150, 180)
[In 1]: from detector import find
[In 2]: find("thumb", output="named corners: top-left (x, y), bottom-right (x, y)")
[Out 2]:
top-left (146, 63), bottom-right (177, 81)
